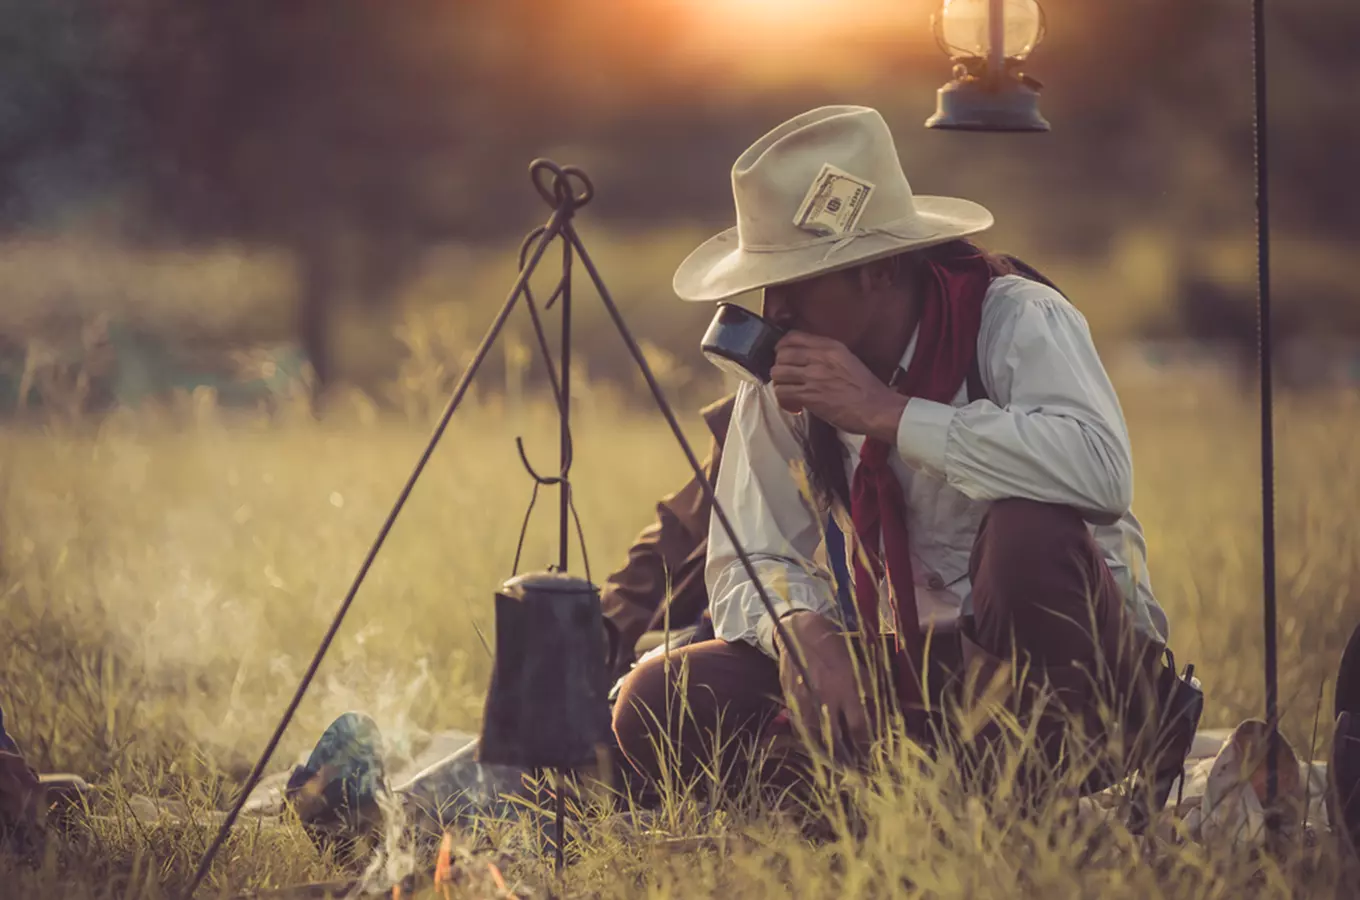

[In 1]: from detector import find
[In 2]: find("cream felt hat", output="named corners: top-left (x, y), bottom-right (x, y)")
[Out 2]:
top-left (673, 105), bottom-right (995, 302)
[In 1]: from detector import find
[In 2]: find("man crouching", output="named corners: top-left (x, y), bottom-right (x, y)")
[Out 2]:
top-left (611, 105), bottom-right (1178, 811)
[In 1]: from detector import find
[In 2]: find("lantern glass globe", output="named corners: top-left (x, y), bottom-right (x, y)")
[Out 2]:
top-left (937, 0), bottom-right (1043, 61)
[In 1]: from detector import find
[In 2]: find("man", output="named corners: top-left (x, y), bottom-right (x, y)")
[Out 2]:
top-left (612, 105), bottom-right (1181, 806)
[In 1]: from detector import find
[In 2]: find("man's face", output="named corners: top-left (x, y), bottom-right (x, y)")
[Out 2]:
top-left (761, 265), bottom-right (884, 353)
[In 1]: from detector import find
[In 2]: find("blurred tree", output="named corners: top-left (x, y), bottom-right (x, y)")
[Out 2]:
top-left (1, 0), bottom-right (1358, 402)
top-left (0, 0), bottom-right (131, 228)
top-left (96, 1), bottom-right (531, 395)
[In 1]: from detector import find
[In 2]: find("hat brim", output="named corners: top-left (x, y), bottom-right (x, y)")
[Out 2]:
top-left (672, 196), bottom-right (995, 302)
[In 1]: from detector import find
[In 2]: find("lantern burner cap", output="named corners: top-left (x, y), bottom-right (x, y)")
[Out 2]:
top-left (926, 76), bottom-right (1050, 133)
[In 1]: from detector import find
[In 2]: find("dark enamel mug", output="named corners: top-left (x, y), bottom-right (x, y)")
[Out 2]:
top-left (700, 302), bottom-right (787, 385)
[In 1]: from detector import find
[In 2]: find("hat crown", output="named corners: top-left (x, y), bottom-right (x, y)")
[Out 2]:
top-left (671, 104), bottom-right (993, 302)
top-left (731, 106), bottom-right (919, 250)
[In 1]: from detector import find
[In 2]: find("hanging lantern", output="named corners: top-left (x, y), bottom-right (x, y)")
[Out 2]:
top-left (925, 0), bottom-right (1050, 132)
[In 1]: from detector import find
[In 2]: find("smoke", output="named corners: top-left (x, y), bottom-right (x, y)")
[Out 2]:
top-left (351, 783), bottom-right (419, 897)
top-left (72, 487), bottom-right (446, 774)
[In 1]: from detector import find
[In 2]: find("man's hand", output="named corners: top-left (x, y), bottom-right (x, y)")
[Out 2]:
top-left (769, 332), bottom-right (907, 441)
top-left (775, 610), bottom-right (875, 760)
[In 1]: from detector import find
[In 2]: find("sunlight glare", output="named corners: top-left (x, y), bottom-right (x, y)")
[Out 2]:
top-left (681, 0), bottom-right (860, 35)
top-left (663, 0), bottom-right (928, 88)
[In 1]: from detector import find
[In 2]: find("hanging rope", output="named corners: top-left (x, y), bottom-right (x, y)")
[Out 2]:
top-left (1251, 0), bottom-right (1281, 810)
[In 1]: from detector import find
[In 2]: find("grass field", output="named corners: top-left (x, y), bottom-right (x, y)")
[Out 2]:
top-left (2, 374), bottom-right (1359, 898)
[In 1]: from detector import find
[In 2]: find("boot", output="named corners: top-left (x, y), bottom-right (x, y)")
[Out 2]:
top-left (284, 712), bottom-right (389, 866)
top-left (1124, 649), bottom-right (1203, 835)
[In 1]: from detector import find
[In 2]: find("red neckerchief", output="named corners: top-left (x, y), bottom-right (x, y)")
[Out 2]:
top-left (849, 245), bottom-right (995, 705)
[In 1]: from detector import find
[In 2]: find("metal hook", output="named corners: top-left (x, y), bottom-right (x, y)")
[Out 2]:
top-left (513, 212), bottom-right (577, 485)
top-left (513, 237), bottom-right (575, 479)
top-left (511, 435), bottom-right (591, 583)
top-left (516, 435), bottom-right (570, 486)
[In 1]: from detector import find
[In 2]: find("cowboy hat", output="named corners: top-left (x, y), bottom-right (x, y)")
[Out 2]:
top-left (673, 105), bottom-right (995, 303)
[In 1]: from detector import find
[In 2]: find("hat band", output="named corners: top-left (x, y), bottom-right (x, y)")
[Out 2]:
top-left (739, 213), bottom-right (942, 263)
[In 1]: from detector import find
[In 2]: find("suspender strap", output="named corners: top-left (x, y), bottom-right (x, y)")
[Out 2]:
top-left (1002, 254), bottom-right (1063, 293)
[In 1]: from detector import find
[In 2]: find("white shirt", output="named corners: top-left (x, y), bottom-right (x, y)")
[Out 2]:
top-left (705, 274), bottom-right (1168, 660)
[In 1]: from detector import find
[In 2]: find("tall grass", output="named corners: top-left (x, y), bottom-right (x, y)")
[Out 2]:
top-left (1, 372), bottom-right (1358, 896)
top-left (2, 252), bottom-right (1360, 895)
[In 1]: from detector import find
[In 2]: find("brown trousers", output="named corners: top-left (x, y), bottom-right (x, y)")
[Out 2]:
top-left (611, 499), bottom-right (1164, 801)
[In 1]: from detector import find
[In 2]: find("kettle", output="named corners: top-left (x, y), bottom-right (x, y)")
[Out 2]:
top-left (477, 571), bottom-right (613, 770)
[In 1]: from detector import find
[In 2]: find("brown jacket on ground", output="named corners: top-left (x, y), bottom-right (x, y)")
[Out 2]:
top-left (599, 394), bottom-right (735, 674)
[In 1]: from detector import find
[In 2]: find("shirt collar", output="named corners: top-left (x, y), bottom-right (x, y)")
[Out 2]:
top-left (889, 324), bottom-right (921, 388)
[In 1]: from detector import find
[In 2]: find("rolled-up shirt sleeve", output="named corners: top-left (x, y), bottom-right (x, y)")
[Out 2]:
top-left (706, 381), bottom-right (841, 659)
top-left (895, 279), bottom-right (1135, 524)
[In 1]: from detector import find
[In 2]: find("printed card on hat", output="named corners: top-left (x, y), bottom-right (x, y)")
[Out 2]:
top-left (792, 164), bottom-right (876, 237)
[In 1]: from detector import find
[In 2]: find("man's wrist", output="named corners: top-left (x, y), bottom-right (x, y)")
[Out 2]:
top-left (866, 391), bottom-right (910, 444)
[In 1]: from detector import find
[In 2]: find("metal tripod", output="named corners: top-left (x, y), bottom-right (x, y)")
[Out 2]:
top-left (182, 159), bottom-right (823, 898)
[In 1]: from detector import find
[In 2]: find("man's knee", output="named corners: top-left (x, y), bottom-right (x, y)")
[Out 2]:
top-left (611, 656), bottom-right (670, 763)
top-left (610, 639), bottom-right (782, 775)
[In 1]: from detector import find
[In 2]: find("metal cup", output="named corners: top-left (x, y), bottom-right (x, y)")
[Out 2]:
top-left (700, 302), bottom-right (786, 385)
